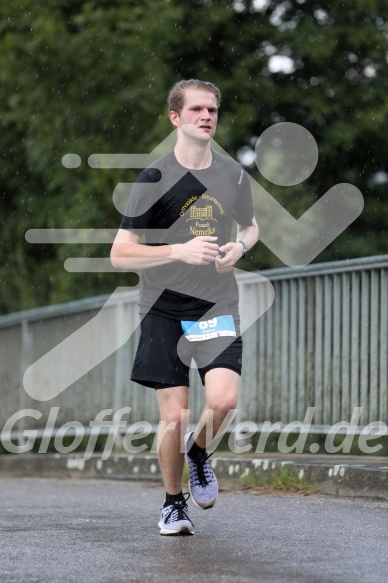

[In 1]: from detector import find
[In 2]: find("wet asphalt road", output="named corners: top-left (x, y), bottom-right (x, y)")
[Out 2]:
top-left (0, 478), bottom-right (387, 583)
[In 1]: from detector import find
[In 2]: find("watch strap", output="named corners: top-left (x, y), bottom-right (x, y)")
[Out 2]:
top-left (237, 240), bottom-right (248, 258)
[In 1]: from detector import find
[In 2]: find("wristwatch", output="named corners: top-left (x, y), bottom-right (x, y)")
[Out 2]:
top-left (237, 240), bottom-right (248, 258)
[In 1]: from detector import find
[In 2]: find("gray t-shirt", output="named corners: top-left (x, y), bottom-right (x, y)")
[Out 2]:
top-left (120, 149), bottom-right (254, 320)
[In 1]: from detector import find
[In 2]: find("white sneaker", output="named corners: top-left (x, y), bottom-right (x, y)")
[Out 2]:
top-left (158, 493), bottom-right (194, 536)
top-left (184, 432), bottom-right (218, 510)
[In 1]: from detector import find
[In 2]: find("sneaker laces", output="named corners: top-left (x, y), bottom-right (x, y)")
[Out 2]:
top-left (190, 452), bottom-right (214, 487)
top-left (164, 493), bottom-right (194, 526)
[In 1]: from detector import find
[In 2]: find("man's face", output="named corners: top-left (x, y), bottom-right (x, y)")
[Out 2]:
top-left (170, 88), bottom-right (218, 142)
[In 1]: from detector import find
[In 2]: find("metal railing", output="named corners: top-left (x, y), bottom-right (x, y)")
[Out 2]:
top-left (0, 255), bottom-right (387, 444)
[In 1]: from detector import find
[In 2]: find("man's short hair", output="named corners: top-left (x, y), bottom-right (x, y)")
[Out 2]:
top-left (168, 79), bottom-right (221, 114)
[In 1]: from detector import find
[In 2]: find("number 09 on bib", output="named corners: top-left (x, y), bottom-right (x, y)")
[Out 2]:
top-left (181, 315), bottom-right (236, 342)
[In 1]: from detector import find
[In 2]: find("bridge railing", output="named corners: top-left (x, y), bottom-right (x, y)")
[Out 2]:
top-left (0, 255), bottom-right (387, 447)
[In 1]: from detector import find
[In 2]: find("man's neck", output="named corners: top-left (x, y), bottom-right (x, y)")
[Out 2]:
top-left (174, 138), bottom-right (212, 170)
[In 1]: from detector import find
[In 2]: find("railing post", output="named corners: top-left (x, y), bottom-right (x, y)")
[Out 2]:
top-left (19, 319), bottom-right (32, 446)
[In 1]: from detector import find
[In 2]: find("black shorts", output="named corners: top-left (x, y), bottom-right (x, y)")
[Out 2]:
top-left (131, 313), bottom-right (243, 389)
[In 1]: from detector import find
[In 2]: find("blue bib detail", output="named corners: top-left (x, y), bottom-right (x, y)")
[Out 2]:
top-left (181, 315), bottom-right (236, 342)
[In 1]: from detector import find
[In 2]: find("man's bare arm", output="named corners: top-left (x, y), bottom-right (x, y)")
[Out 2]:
top-left (110, 228), bottom-right (220, 270)
top-left (215, 217), bottom-right (259, 274)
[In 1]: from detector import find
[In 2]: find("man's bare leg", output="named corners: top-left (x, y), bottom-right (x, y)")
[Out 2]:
top-left (184, 367), bottom-right (240, 510)
top-left (156, 386), bottom-right (194, 535)
top-left (155, 385), bottom-right (190, 494)
top-left (194, 367), bottom-right (240, 449)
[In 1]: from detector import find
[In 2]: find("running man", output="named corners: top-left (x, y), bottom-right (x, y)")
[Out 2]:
top-left (111, 79), bottom-right (258, 535)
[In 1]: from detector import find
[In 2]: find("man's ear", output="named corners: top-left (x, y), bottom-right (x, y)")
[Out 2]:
top-left (169, 110), bottom-right (180, 128)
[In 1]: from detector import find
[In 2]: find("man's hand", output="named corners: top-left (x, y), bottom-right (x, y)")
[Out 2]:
top-left (215, 242), bottom-right (243, 273)
top-left (171, 236), bottom-right (220, 265)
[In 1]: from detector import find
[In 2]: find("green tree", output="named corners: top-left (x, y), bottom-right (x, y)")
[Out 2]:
top-left (0, 0), bottom-right (171, 312)
top-left (0, 0), bottom-right (387, 314)
top-left (162, 0), bottom-right (388, 267)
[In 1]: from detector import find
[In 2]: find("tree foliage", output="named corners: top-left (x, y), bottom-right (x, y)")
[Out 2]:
top-left (1, 0), bottom-right (387, 313)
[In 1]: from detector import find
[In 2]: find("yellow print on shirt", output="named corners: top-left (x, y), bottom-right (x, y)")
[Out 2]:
top-left (189, 221), bottom-right (216, 236)
top-left (202, 194), bottom-right (224, 215)
top-left (180, 193), bottom-right (223, 237)
top-left (179, 196), bottom-right (198, 216)
top-left (187, 205), bottom-right (215, 221)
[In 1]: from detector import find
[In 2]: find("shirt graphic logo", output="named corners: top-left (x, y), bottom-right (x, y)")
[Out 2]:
top-left (187, 205), bottom-right (215, 221)
top-left (186, 199), bottom-right (221, 236)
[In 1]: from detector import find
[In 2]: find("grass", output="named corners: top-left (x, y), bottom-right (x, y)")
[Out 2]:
top-left (182, 459), bottom-right (316, 496)
top-left (240, 465), bottom-right (317, 496)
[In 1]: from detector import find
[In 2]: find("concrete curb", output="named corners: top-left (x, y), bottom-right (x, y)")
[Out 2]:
top-left (0, 453), bottom-right (387, 501)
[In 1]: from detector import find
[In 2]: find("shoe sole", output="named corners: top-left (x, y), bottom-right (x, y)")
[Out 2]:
top-left (159, 526), bottom-right (194, 536)
top-left (187, 475), bottom-right (217, 510)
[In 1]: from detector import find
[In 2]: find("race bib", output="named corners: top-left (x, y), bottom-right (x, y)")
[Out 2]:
top-left (181, 315), bottom-right (236, 342)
